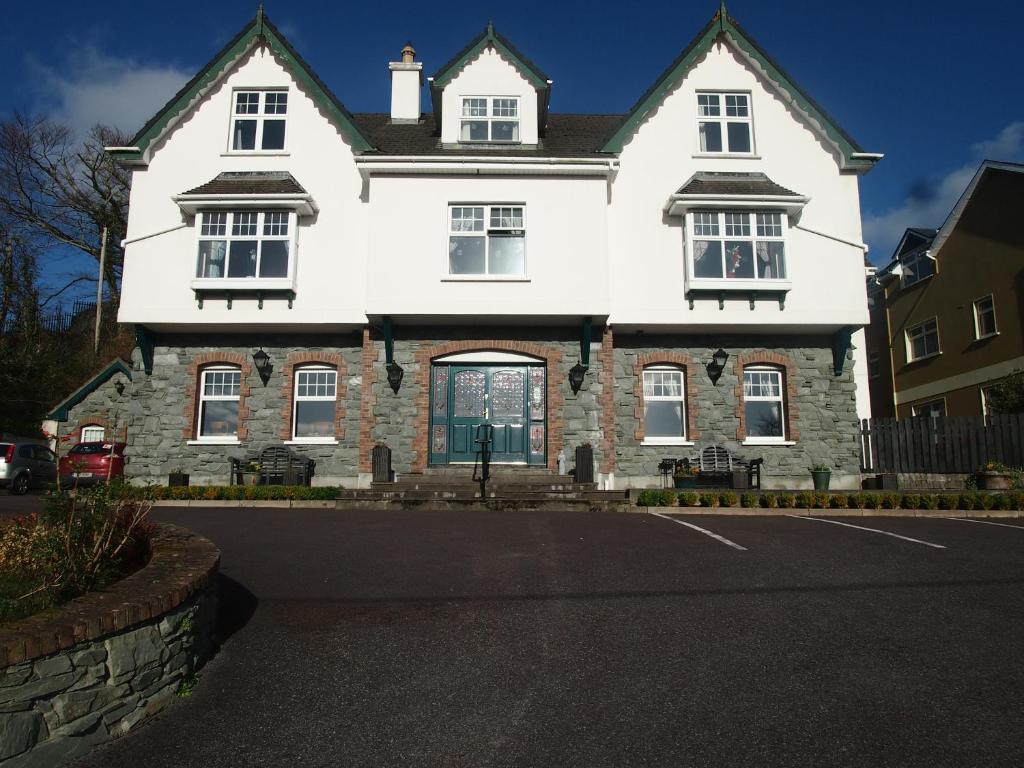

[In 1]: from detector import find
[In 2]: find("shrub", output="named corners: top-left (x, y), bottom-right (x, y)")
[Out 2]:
top-left (678, 492), bottom-right (699, 507)
top-left (828, 494), bottom-right (847, 509)
top-left (811, 493), bottom-right (829, 509)
top-left (958, 494), bottom-right (976, 511)
top-left (880, 493), bottom-right (901, 510)
top-left (718, 492), bottom-right (738, 507)
top-left (794, 491), bottom-right (814, 509)
top-left (918, 494), bottom-right (939, 510)
top-left (848, 493), bottom-right (867, 510)
top-left (1011, 492), bottom-right (1024, 511)
top-left (936, 494), bottom-right (958, 511)
top-left (759, 493), bottom-right (778, 509)
top-left (862, 493), bottom-right (881, 510)
top-left (993, 493), bottom-right (1012, 511)
top-left (900, 494), bottom-right (921, 510)
top-left (740, 492), bottom-right (758, 508)
top-left (777, 493), bottom-right (796, 509)
top-left (977, 493), bottom-right (996, 511)
top-left (637, 490), bottom-right (677, 507)
top-left (698, 492), bottom-right (718, 508)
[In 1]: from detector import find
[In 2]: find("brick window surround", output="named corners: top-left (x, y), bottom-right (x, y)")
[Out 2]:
top-left (358, 328), bottom-right (377, 473)
top-left (633, 352), bottom-right (700, 443)
top-left (599, 327), bottom-right (616, 473)
top-left (278, 352), bottom-right (346, 441)
top-left (412, 340), bottom-right (565, 472)
top-left (70, 417), bottom-right (113, 446)
top-left (181, 352), bottom-right (253, 440)
top-left (733, 352), bottom-right (800, 441)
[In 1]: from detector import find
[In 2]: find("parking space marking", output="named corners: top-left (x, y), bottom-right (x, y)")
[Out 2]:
top-left (945, 517), bottom-right (1024, 531)
top-left (789, 515), bottom-right (946, 549)
top-left (649, 512), bottom-right (748, 551)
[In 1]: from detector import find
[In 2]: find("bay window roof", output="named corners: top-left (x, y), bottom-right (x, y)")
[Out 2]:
top-left (174, 171), bottom-right (317, 215)
top-left (666, 171), bottom-right (808, 216)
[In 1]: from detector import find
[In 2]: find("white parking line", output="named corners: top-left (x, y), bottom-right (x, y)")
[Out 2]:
top-left (945, 517), bottom-right (1024, 531)
top-left (649, 512), bottom-right (748, 551)
top-left (789, 515), bottom-right (946, 549)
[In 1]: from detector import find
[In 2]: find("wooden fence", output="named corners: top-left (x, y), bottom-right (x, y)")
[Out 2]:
top-left (860, 414), bottom-right (1024, 474)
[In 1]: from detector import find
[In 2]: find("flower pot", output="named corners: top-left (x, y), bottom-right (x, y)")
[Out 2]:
top-left (241, 471), bottom-right (260, 486)
top-left (674, 476), bottom-right (698, 489)
top-left (978, 472), bottom-right (1012, 490)
top-left (811, 470), bottom-right (831, 491)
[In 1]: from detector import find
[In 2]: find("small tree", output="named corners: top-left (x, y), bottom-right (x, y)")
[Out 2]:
top-left (986, 371), bottom-right (1024, 414)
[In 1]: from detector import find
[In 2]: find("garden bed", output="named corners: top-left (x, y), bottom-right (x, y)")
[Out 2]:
top-left (635, 489), bottom-right (1024, 512)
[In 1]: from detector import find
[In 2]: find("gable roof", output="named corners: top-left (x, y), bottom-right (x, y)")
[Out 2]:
top-left (599, 4), bottom-right (880, 171)
top-left (107, 8), bottom-right (374, 165)
top-left (428, 23), bottom-right (552, 135)
top-left (930, 161), bottom-right (1024, 257)
top-left (47, 359), bottom-right (132, 422)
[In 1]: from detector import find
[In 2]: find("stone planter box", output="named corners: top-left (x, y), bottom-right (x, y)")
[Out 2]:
top-left (978, 472), bottom-right (1012, 490)
top-left (0, 524), bottom-right (220, 767)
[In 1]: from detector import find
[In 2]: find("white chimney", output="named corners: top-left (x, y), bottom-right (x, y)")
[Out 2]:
top-left (389, 43), bottom-right (422, 122)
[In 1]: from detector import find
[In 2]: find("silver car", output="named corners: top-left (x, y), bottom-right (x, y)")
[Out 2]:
top-left (0, 441), bottom-right (57, 495)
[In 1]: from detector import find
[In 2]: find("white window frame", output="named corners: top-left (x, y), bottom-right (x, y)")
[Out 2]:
top-left (981, 386), bottom-right (996, 421)
top-left (973, 294), bottom-right (998, 339)
top-left (743, 365), bottom-right (787, 443)
top-left (196, 366), bottom-right (241, 442)
top-left (80, 425), bottom-right (105, 443)
top-left (686, 210), bottom-right (789, 289)
top-left (446, 204), bottom-right (527, 278)
top-left (229, 89), bottom-right (289, 153)
top-left (696, 91), bottom-right (755, 155)
top-left (868, 351), bottom-right (881, 379)
top-left (905, 317), bottom-right (941, 362)
top-left (901, 250), bottom-right (934, 287)
top-left (192, 210), bottom-right (297, 290)
top-left (291, 365), bottom-right (339, 443)
top-left (641, 366), bottom-right (691, 445)
top-left (911, 399), bottom-right (946, 419)
top-left (460, 96), bottom-right (520, 143)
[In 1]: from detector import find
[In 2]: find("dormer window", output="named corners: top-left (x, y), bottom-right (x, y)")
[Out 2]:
top-left (231, 90), bottom-right (288, 151)
top-left (460, 97), bottom-right (519, 142)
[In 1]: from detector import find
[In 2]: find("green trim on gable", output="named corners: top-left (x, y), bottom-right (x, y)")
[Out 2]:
top-left (431, 23), bottom-right (550, 90)
top-left (109, 10), bottom-right (373, 164)
top-left (599, 8), bottom-right (877, 170)
top-left (47, 359), bottom-right (132, 422)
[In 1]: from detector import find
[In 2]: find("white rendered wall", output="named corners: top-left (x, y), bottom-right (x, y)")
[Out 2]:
top-left (118, 47), bottom-right (368, 329)
top-left (365, 175), bottom-right (608, 318)
top-left (607, 39), bottom-right (869, 330)
top-left (439, 48), bottom-right (539, 145)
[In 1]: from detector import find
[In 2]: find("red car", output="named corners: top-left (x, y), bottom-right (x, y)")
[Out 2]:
top-left (58, 442), bottom-right (127, 486)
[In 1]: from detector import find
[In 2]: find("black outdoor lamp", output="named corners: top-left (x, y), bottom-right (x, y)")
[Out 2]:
top-left (252, 348), bottom-right (273, 386)
top-left (386, 361), bottom-right (405, 394)
top-left (568, 362), bottom-right (588, 394)
top-left (113, 379), bottom-right (125, 396)
top-left (706, 348), bottom-right (729, 385)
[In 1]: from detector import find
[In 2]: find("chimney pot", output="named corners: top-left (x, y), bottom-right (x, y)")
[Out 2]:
top-left (401, 43), bottom-right (416, 64)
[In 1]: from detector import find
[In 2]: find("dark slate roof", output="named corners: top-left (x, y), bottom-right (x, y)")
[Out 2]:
top-left (675, 172), bottom-right (801, 197)
top-left (351, 113), bottom-right (622, 157)
top-left (183, 172), bottom-right (307, 196)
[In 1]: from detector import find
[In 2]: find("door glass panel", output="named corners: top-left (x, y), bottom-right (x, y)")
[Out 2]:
top-left (529, 367), bottom-right (545, 419)
top-left (432, 425), bottom-right (447, 454)
top-left (433, 366), bottom-right (449, 417)
top-left (491, 370), bottom-right (525, 418)
top-left (530, 424), bottom-right (545, 454)
top-left (453, 370), bottom-right (486, 417)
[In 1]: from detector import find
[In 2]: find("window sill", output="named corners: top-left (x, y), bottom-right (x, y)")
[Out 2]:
top-left (191, 278), bottom-right (295, 291)
top-left (901, 274), bottom-right (934, 289)
top-left (686, 279), bottom-right (792, 292)
top-left (907, 351), bottom-right (942, 364)
top-left (742, 439), bottom-right (796, 446)
top-left (220, 151), bottom-right (291, 157)
top-left (973, 332), bottom-right (999, 342)
top-left (284, 438), bottom-right (338, 445)
top-left (692, 152), bottom-right (762, 160)
top-left (641, 441), bottom-right (695, 447)
top-left (441, 276), bottom-right (530, 283)
top-left (187, 439), bottom-right (240, 446)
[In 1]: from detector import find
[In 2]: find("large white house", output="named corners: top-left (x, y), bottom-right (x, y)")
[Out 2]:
top-left (108, 5), bottom-right (880, 489)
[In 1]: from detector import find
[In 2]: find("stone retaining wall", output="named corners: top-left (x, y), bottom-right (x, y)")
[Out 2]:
top-left (0, 525), bottom-right (220, 767)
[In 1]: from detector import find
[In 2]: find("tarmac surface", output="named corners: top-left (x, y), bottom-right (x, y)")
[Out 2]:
top-left (38, 506), bottom-right (1024, 766)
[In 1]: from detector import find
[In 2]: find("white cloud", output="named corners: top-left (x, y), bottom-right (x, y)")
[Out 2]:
top-left (31, 46), bottom-right (191, 139)
top-left (863, 122), bottom-right (1024, 262)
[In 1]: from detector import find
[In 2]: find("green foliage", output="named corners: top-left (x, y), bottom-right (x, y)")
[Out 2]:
top-left (1011, 492), bottom-right (1024, 510)
top-left (977, 493), bottom-right (996, 511)
top-left (637, 489), bottom-right (677, 507)
top-left (964, 473), bottom-right (978, 491)
top-left (901, 494), bottom-right (921, 510)
top-left (936, 494), bottom-right (959, 511)
top-left (176, 673), bottom-right (200, 698)
top-left (958, 494), bottom-right (976, 511)
top-left (993, 493), bottom-right (1013, 511)
top-left (794, 491), bottom-right (814, 509)
top-left (777, 493), bottom-right (795, 509)
top-left (759, 493), bottom-right (778, 509)
top-left (862, 493), bottom-right (881, 510)
top-left (828, 494), bottom-right (847, 509)
top-left (698, 492), bottom-right (718, 508)
top-left (810, 464), bottom-right (832, 473)
top-left (848, 493), bottom-right (867, 509)
top-left (677, 492), bottom-right (699, 507)
top-left (811, 493), bottom-right (829, 509)
top-left (740, 492), bottom-right (758, 508)
top-left (880, 493), bottom-right (901, 510)
top-left (918, 494), bottom-right (939, 510)
top-left (119, 484), bottom-right (341, 501)
top-left (718, 492), bottom-right (738, 507)
top-left (985, 371), bottom-right (1024, 415)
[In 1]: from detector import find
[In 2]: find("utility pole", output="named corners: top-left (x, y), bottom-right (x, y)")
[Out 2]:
top-left (94, 227), bottom-right (108, 354)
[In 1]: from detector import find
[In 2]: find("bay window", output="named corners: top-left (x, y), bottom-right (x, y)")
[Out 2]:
top-left (198, 367), bottom-right (241, 439)
top-left (642, 367), bottom-right (688, 443)
top-left (195, 211), bottom-right (292, 281)
top-left (744, 366), bottom-right (786, 441)
top-left (448, 205), bottom-right (526, 276)
top-left (292, 366), bottom-right (337, 440)
top-left (690, 211), bottom-right (786, 282)
top-left (231, 90), bottom-right (288, 151)
top-left (461, 97), bottom-right (520, 142)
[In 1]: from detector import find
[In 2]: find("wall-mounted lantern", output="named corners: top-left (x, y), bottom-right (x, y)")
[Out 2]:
top-left (705, 348), bottom-right (729, 385)
top-left (114, 379), bottom-right (125, 396)
top-left (568, 362), bottom-right (587, 394)
top-left (386, 362), bottom-right (405, 394)
top-left (252, 348), bottom-right (273, 386)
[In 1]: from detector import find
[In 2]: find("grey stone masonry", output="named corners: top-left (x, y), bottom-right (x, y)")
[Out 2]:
top-left (126, 333), bottom-right (362, 485)
top-left (61, 376), bottom-right (130, 447)
top-left (614, 334), bottom-right (861, 486)
top-left (0, 593), bottom-right (216, 767)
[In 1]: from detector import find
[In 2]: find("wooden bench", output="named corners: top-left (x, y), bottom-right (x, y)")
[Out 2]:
top-left (230, 446), bottom-right (315, 486)
top-left (663, 444), bottom-right (763, 490)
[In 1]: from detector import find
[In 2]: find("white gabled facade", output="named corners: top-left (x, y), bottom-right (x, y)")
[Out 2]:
top-left (111, 6), bottom-right (880, 489)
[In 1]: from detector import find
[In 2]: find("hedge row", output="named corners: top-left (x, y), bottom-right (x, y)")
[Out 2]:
top-left (114, 485), bottom-right (341, 501)
top-left (635, 489), bottom-right (1024, 511)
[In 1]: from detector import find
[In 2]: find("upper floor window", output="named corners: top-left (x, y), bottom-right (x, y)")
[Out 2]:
top-left (198, 367), bottom-right (241, 439)
top-left (231, 90), bottom-right (288, 151)
top-left (905, 318), bottom-right (940, 362)
top-left (642, 366), bottom-right (687, 443)
top-left (973, 294), bottom-right (997, 339)
top-left (460, 97), bottom-right (519, 142)
top-left (448, 205), bottom-right (525, 276)
top-left (690, 211), bottom-right (786, 281)
top-left (901, 250), bottom-right (934, 287)
top-left (697, 92), bottom-right (753, 153)
top-left (293, 366), bottom-right (337, 440)
top-left (868, 351), bottom-right (881, 379)
top-left (743, 366), bottom-right (786, 441)
top-left (196, 211), bottom-right (292, 281)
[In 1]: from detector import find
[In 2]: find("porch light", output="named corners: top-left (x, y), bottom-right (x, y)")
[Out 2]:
top-left (568, 362), bottom-right (587, 394)
top-left (252, 348), bottom-right (273, 386)
top-left (114, 379), bottom-right (125, 396)
top-left (386, 362), bottom-right (405, 394)
top-left (706, 348), bottom-right (729, 385)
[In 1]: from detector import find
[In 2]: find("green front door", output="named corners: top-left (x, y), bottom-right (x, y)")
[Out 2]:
top-left (429, 363), bottom-right (546, 465)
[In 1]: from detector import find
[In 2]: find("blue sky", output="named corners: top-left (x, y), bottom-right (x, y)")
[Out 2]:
top-left (1, 0), bottom-right (1022, 294)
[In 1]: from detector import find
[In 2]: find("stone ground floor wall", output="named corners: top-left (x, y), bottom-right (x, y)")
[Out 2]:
top-left (123, 327), bottom-right (862, 489)
top-left (58, 376), bottom-right (130, 449)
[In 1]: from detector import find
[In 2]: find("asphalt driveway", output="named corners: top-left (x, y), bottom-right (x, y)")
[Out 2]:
top-left (68, 508), bottom-right (1024, 767)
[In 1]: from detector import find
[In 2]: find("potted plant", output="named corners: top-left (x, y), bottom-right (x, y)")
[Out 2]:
top-left (241, 459), bottom-right (262, 486)
top-left (673, 464), bottom-right (700, 489)
top-left (811, 464), bottom-right (832, 491)
top-left (977, 461), bottom-right (1013, 490)
top-left (168, 469), bottom-right (190, 487)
